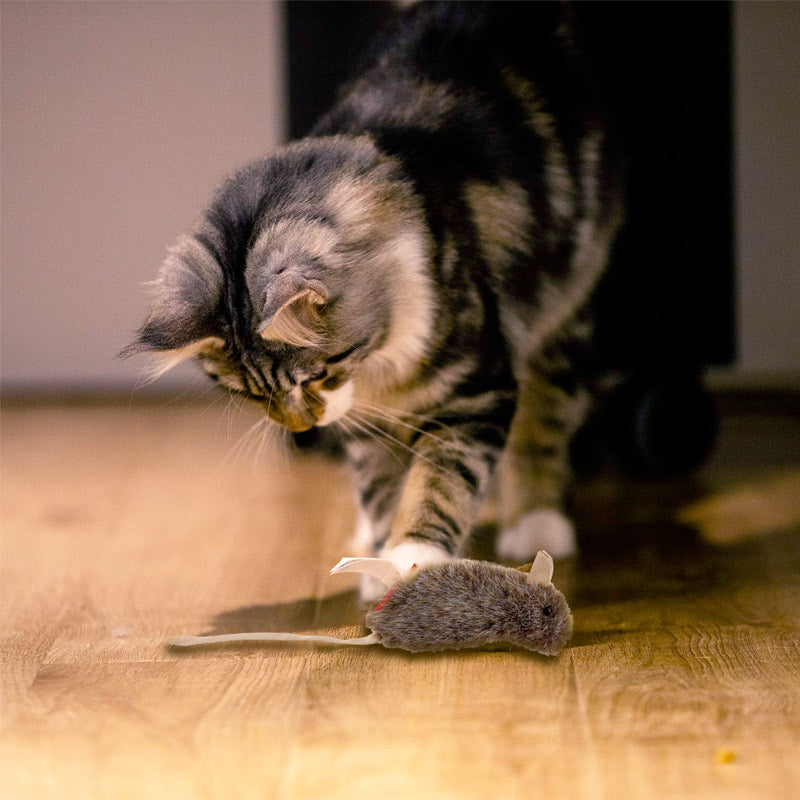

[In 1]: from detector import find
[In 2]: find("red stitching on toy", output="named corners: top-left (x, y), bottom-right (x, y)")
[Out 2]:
top-left (374, 587), bottom-right (396, 612)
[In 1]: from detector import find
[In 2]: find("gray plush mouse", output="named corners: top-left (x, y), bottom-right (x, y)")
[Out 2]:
top-left (170, 551), bottom-right (573, 656)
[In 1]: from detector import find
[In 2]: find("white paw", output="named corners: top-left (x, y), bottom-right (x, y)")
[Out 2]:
top-left (497, 509), bottom-right (577, 561)
top-left (378, 541), bottom-right (453, 574)
top-left (357, 541), bottom-right (452, 604)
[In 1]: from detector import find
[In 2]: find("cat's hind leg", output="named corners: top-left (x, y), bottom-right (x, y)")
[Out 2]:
top-left (497, 322), bottom-right (591, 561)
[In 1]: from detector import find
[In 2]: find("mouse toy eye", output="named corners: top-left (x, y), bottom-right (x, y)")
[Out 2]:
top-left (541, 605), bottom-right (553, 617)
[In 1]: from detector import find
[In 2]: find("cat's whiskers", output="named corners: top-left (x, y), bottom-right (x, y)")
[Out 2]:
top-left (354, 397), bottom-right (458, 433)
top-left (336, 415), bottom-right (408, 467)
top-left (263, 388), bottom-right (299, 471)
top-left (223, 390), bottom-right (250, 443)
top-left (217, 404), bottom-right (285, 472)
top-left (246, 417), bottom-right (270, 476)
top-left (256, 408), bottom-right (295, 469)
top-left (176, 382), bottom-right (238, 424)
top-left (218, 414), bottom-right (267, 474)
top-left (254, 416), bottom-right (283, 474)
top-left (265, 383), bottom-right (276, 429)
top-left (195, 382), bottom-right (229, 410)
top-left (326, 333), bottom-right (362, 352)
top-left (345, 410), bottom-right (444, 472)
top-left (352, 400), bottom-right (458, 453)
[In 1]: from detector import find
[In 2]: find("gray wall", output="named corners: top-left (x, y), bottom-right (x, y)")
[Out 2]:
top-left (734, 1), bottom-right (800, 375)
top-left (1, 1), bottom-right (798, 393)
top-left (1, 1), bottom-right (286, 390)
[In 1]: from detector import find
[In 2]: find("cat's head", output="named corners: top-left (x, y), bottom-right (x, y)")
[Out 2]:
top-left (124, 136), bottom-right (433, 432)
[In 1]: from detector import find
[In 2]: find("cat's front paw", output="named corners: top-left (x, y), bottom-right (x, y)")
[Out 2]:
top-left (378, 541), bottom-right (452, 574)
top-left (359, 541), bottom-right (452, 604)
top-left (497, 508), bottom-right (577, 561)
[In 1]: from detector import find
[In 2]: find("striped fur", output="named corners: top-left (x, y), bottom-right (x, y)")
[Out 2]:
top-left (127, 2), bottom-right (623, 571)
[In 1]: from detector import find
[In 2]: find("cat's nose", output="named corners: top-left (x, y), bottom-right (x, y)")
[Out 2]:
top-left (264, 402), bottom-right (316, 433)
top-left (281, 414), bottom-right (316, 433)
top-left (263, 389), bottom-right (323, 432)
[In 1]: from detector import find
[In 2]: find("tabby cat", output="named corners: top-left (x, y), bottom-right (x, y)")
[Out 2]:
top-left (126, 2), bottom-right (623, 594)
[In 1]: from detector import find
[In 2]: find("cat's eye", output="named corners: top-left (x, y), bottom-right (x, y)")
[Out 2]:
top-left (327, 344), bottom-right (359, 364)
top-left (541, 605), bottom-right (553, 617)
top-left (321, 374), bottom-right (344, 391)
top-left (305, 370), bottom-right (328, 384)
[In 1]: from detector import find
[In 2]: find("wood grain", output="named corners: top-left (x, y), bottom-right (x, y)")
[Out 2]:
top-left (2, 399), bottom-right (799, 799)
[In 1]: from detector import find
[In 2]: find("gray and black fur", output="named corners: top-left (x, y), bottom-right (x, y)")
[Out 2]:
top-left (127, 2), bottom-right (623, 574)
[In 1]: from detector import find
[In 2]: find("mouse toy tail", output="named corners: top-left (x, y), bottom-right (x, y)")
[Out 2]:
top-left (169, 631), bottom-right (381, 648)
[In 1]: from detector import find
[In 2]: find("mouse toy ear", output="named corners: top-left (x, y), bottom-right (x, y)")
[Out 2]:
top-left (329, 557), bottom-right (403, 588)
top-left (528, 550), bottom-right (554, 587)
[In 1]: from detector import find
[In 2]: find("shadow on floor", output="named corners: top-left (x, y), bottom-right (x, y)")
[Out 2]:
top-left (191, 463), bottom-right (800, 652)
top-left (206, 589), bottom-right (365, 637)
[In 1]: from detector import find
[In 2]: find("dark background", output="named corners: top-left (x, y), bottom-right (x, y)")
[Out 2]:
top-left (286, 1), bottom-right (735, 374)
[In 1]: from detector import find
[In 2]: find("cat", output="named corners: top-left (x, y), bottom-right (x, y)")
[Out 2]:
top-left (125, 1), bottom-right (623, 594)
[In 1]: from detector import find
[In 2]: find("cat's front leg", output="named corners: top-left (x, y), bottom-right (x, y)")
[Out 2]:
top-left (344, 435), bottom-right (410, 600)
top-left (346, 436), bottom-right (409, 552)
top-left (345, 429), bottom-right (456, 601)
top-left (379, 403), bottom-right (515, 575)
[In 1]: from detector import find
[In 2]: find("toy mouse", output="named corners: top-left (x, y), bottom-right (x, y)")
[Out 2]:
top-left (170, 550), bottom-right (572, 656)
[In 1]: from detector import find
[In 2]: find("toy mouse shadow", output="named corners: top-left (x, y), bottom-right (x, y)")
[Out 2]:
top-left (202, 522), bottom-right (502, 639)
top-left (208, 589), bottom-right (364, 639)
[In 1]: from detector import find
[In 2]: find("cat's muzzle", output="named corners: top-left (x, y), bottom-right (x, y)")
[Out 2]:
top-left (263, 389), bottom-right (324, 433)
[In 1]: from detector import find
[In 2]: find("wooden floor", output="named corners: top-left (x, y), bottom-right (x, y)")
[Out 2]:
top-left (2, 393), bottom-right (799, 799)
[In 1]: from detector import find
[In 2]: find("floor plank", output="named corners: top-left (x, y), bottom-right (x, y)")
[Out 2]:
top-left (1, 398), bottom-right (799, 799)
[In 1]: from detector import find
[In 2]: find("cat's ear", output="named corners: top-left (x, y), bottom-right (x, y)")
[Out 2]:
top-left (258, 275), bottom-right (329, 348)
top-left (122, 237), bottom-right (222, 357)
